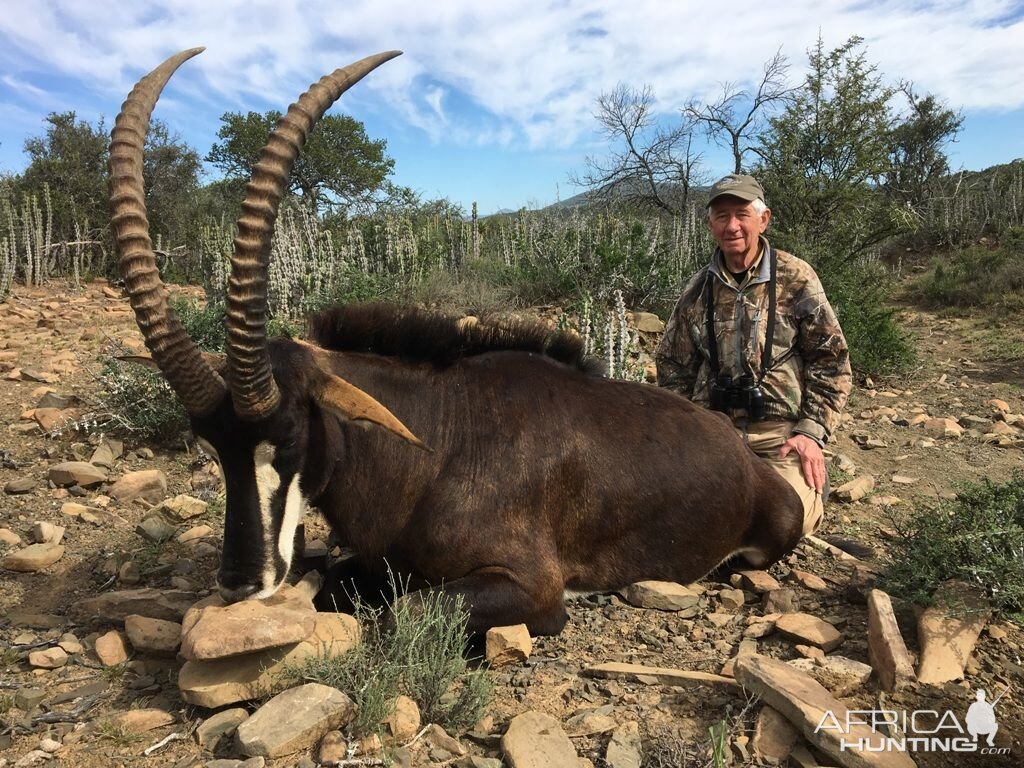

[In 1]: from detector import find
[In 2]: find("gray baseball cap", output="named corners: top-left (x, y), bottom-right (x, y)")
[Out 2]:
top-left (708, 173), bottom-right (765, 205)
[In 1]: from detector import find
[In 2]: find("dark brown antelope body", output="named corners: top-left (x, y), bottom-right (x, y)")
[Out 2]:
top-left (110, 49), bottom-right (804, 636)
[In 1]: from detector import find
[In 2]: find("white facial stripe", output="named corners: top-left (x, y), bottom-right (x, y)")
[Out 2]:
top-left (250, 441), bottom-right (309, 600)
top-left (252, 441), bottom-right (281, 595)
top-left (276, 474), bottom-right (307, 576)
top-left (197, 438), bottom-right (220, 465)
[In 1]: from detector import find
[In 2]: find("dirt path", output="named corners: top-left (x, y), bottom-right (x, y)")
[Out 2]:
top-left (0, 280), bottom-right (1021, 767)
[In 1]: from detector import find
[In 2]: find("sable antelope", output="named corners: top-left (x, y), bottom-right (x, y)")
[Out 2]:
top-left (109, 48), bottom-right (804, 636)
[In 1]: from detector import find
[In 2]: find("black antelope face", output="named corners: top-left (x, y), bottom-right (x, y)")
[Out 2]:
top-left (193, 399), bottom-right (313, 602)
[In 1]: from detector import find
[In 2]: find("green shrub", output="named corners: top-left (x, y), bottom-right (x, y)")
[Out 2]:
top-left (290, 574), bottom-right (492, 737)
top-left (880, 471), bottom-right (1024, 622)
top-left (912, 234), bottom-right (1024, 310)
top-left (170, 297), bottom-right (226, 351)
top-left (94, 355), bottom-right (189, 444)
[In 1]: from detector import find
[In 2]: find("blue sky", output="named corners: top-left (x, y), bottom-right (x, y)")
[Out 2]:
top-left (1, 1), bottom-right (1023, 215)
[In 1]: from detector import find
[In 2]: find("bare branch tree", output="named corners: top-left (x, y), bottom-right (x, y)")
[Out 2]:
top-left (685, 50), bottom-right (796, 173)
top-left (570, 84), bottom-right (706, 216)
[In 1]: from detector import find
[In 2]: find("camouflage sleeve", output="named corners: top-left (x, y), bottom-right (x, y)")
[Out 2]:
top-left (655, 272), bottom-right (705, 398)
top-left (793, 273), bottom-right (852, 443)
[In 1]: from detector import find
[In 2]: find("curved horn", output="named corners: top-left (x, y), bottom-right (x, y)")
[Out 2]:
top-left (226, 50), bottom-right (402, 420)
top-left (109, 48), bottom-right (227, 417)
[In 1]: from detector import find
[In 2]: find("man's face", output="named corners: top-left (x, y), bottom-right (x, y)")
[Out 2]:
top-left (708, 196), bottom-right (771, 262)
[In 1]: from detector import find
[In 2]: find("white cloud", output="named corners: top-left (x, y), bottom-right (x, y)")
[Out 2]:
top-left (0, 0), bottom-right (1021, 153)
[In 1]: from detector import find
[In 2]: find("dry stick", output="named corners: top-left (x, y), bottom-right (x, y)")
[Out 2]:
top-left (142, 731), bottom-right (185, 756)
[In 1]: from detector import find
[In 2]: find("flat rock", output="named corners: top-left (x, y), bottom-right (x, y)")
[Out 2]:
top-left (789, 655), bottom-right (873, 697)
top-left (631, 311), bottom-right (664, 333)
top-left (565, 710), bottom-right (618, 737)
top-left (136, 513), bottom-right (177, 542)
top-left (924, 417), bottom-right (963, 438)
top-left (158, 494), bottom-right (209, 520)
top-left (622, 580), bottom-right (700, 612)
top-left (382, 695), bottom-right (420, 743)
top-left (30, 522), bottom-right (65, 545)
top-left (103, 708), bottom-right (175, 733)
top-left (2, 543), bottom-right (65, 572)
top-left (605, 721), bottom-right (642, 768)
top-left (181, 585), bottom-right (317, 661)
top-left (502, 711), bottom-right (579, 768)
top-left (4, 477), bottom-right (37, 494)
top-left (196, 707), bottom-right (249, 749)
top-left (178, 524), bottom-right (214, 544)
top-left (735, 654), bottom-right (916, 768)
top-left (486, 624), bottom-right (533, 667)
top-left (236, 683), bottom-right (355, 758)
top-left (110, 469), bottom-right (167, 503)
top-left (124, 615), bottom-right (182, 656)
top-left (584, 662), bottom-right (737, 688)
top-left (0, 527), bottom-right (22, 546)
top-left (179, 612), bottom-right (359, 707)
top-left (775, 613), bottom-right (844, 652)
top-left (94, 630), bottom-right (130, 666)
top-left (917, 581), bottom-right (991, 685)
top-left (718, 588), bottom-right (747, 610)
top-left (73, 588), bottom-right (198, 623)
top-left (737, 570), bottom-right (782, 593)
top-left (789, 569), bottom-right (828, 591)
top-left (752, 705), bottom-right (799, 764)
top-left (28, 647), bottom-right (69, 669)
top-left (763, 588), bottom-right (798, 614)
top-left (867, 590), bottom-right (915, 692)
top-left (834, 475), bottom-right (874, 502)
top-left (48, 461), bottom-right (107, 487)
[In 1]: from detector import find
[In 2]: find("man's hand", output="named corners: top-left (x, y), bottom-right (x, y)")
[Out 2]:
top-left (779, 434), bottom-right (826, 493)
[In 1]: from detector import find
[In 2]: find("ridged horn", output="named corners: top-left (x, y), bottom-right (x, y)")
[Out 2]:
top-left (226, 50), bottom-right (402, 420)
top-left (109, 47), bottom-right (227, 417)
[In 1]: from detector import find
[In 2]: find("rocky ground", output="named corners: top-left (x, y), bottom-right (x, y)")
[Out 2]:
top-left (0, 279), bottom-right (1022, 768)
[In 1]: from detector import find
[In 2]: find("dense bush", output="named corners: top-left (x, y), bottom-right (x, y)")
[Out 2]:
top-left (912, 230), bottom-right (1024, 310)
top-left (880, 471), bottom-right (1024, 622)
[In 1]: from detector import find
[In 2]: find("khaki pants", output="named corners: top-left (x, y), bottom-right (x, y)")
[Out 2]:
top-left (743, 420), bottom-right (825, 536)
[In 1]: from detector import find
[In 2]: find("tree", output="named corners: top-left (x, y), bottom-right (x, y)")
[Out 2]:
top-left (685, 50), bottom-right (795, 174)
top-left (206, 111), bottom-right (396, 214)
top-left (571, 84), bottom-right (706, 216)
top-left (755, 36), bottom-right (905, 258)
top-left (142, 120), bottom-right (202, 247)
top-left (18, 113), bottom-right (202, 250)
top-left (886, 84), bottom-right (963, 208)
top-left (20, 112), bottom-right (109, 239)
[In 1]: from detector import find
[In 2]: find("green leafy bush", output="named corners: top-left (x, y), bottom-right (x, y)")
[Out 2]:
top-left (913, 233), bottom-right (1024, 310)
top-left (170, 297), bottom-right (226, 351)
top-left (880, 471), bottom-right (1024, 621)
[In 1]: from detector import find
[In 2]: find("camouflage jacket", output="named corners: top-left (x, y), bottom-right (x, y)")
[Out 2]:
top-left (655, 237), bottom-right (851, 443)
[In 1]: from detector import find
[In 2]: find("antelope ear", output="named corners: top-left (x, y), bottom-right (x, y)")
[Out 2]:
top-left (315, 373), bottom-right (429, 451)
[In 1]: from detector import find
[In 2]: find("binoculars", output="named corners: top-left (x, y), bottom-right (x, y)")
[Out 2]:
top-left (709, 373), bottom-right (766, 420)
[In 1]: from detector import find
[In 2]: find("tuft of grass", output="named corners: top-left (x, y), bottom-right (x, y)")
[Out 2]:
top-left (879, 470), bottom-right (1024, 622)
top-left (289, 572), bottom-right (492, 737)
top-left (0, 694), bottom-right (14, 714)
top-left (96, 720), bottom-right (143, 746)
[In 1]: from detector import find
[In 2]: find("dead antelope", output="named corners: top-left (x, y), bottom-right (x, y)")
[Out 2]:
top-left (109, 48), bottom-right (803, 635)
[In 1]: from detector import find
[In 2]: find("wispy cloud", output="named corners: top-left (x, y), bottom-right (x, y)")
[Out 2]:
top-left (0, 0), bottom-right (1021, 191)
